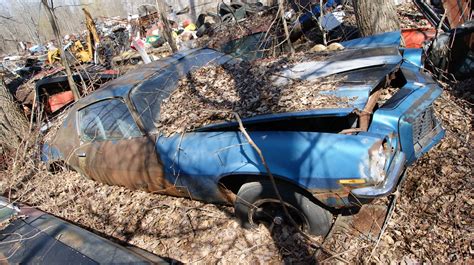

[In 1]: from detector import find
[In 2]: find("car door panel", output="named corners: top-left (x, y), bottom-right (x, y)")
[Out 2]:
top-left (77, 137), bottom-right (167, 192)
top-left (75, 98), bottom-right (176, 194)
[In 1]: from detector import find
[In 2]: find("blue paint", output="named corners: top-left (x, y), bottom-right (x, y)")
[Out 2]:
top-left (152, 40), bottom-right (445, 206)
top-left (156, 131), bottom-right (382, 203)
top-left (370, 71), bottom-right (444, 165)
top-left (342, 31), bottom-right (402, 49)
top-left (45, 33), bottom-right (445, 209)
top-left (298, 0), bottom-right (337, 25)
top-left (402, 48), bottom-right (424, 68)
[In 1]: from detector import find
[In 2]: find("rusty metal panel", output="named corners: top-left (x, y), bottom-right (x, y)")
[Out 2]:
top-left (76, 136), bottom-right (181, 195)
top-left (0, 197), bottom-right (169, 264)
top-left (443, 0), bottom-right (471, 29)
top-left (316, 205), bottom-right (388, 261)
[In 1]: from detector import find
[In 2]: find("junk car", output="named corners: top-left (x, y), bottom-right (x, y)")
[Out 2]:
top-left (43, 32), bottom-right (444, 236)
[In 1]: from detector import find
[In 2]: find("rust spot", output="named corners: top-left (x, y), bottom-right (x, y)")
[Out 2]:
top-left (311, 188), bottom-right (352, 208)
top-left (151, 185), bottom-right (189, 198)
top-left (334, 205), bottom-right (387, 238)
top-left (218, 185), bottom-right (237, 204)
top-left (73, 136), bottom-right (179, 195)
top-left (360, 89), bottom-right (382, 131)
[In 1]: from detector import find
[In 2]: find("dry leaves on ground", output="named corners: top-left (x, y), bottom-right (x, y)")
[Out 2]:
top-left (1, 78), bottom-right (471, 263)
top-left (158, 61), bottom-right (344, 135)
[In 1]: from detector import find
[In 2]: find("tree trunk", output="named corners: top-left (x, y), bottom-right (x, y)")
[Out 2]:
top-left (279, 0), bottom-right (295, 55)
top-left (0, 78), bottom-right (28, 152)
top-left (352, 0), bottom-right (400, 37)
top-left (156, 0), bottom-right (178, 53)
top-left (41, 0), bottom-right (81, 101)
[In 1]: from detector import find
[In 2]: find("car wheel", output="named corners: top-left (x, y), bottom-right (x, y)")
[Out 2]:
top-left (234, 181), bottom-right (333, 236)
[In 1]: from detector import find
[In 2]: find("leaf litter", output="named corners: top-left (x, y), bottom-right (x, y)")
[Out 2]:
top-left (0, 1), bottom-right (472, 260)
top-left (1, 77), bottom-right (471, 263)
top-left (158, 60), bottom-right (347, 135)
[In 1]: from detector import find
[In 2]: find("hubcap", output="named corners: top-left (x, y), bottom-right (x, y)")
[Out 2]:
top-left (248, 198), bottom-right (310, 231)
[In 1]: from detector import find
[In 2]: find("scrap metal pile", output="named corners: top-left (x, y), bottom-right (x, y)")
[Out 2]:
top-left (158, 58), bottom-right (345, 135)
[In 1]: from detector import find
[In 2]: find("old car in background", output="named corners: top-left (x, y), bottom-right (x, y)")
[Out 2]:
top-left (43, 32), bottom-right (444, 236)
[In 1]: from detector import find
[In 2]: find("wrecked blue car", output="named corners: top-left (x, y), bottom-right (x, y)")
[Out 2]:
top-left (44, 32), bottom-right (444, 236)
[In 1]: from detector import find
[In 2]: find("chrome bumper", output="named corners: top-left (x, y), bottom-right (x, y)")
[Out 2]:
top-left (351, 152), bottom-right (406, 198)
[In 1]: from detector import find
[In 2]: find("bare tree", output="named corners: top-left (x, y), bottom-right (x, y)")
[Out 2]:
top-left (0, 78), bottom-right (28, 152)
top-left (41, 0), bottom-right (81, 101)
top-left (279, 0), bottom-right (294, 55)
top-left (156, 0), bottom-right (178, 53)
top-left (352, 0), bottom-right (400, 37)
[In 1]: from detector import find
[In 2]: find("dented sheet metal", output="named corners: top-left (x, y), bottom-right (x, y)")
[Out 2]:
top-left (75, 136), bottom-right (167, 193)
top-left (273, 47), bottom-right (401, 82)
top-left (272, 46), bottom-right (402, 110)
top-left (0, 197), bottom-right (168, 264)
top-left (341, 31), bottom-right (402, 49)
top-left (156, 131), bottom-right (386, 206)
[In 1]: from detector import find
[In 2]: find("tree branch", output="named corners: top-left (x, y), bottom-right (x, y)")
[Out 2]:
top-left (0, 15), bottom-right (16, 22)
top-left (232, 112), bottom-right (346, 262)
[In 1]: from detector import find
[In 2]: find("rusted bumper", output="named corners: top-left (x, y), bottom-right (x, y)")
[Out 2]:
top-left (351, 152), bottom-right (406, 199)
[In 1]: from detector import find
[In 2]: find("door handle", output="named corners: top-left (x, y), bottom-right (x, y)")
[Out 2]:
top-left (76, 152), bottom-right (86, 157)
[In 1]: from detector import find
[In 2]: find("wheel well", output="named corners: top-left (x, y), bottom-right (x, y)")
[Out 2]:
top-left (218, 174), bottom-right (292, 194)
top-left (218, 174), bottom-right (335, 212)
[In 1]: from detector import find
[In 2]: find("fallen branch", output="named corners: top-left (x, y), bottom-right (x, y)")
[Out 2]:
top-left (278, 0), bottom-right (294, 55)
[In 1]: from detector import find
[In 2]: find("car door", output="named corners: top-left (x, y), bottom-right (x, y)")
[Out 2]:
top-left (74, 98), bottom-right (172, 193)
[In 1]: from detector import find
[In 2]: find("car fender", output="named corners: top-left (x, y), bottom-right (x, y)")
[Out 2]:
top-left (156, 131), bottom-right (387, 207)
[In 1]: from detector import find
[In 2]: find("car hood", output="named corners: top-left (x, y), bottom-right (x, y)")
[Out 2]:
top-left (202, 46), bottom-right (403, 129)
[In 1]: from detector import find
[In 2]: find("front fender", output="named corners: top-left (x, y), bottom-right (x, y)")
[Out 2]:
top-left (156, 131), bottom-right (386, 205)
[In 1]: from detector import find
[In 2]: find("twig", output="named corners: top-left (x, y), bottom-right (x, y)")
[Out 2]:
top-left (278, 0), bottom-right (294, 55)
top-left (425, 10), bottom-right (447, 63)
top-left (320, 245), bottom-right (370, 263)
top-left (369, 191), bottom-right (399, 261)
top-left (0, 225), bottom-right (53, 245)
top-left (318, 1), bottom-right (327, 46)
top-left (0, 15), bottom-right (16, 22)
top-left (238, 243), bottom-right (271, 255)
top-left (260, 7), bottom-right (281, 51)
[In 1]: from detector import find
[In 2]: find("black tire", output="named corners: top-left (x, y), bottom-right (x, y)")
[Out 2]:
top-left (235, 181), bottom-right (333, 236)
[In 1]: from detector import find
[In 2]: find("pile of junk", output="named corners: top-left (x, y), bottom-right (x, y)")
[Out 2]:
top-left (1, 0), bottom-right (472, 126)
